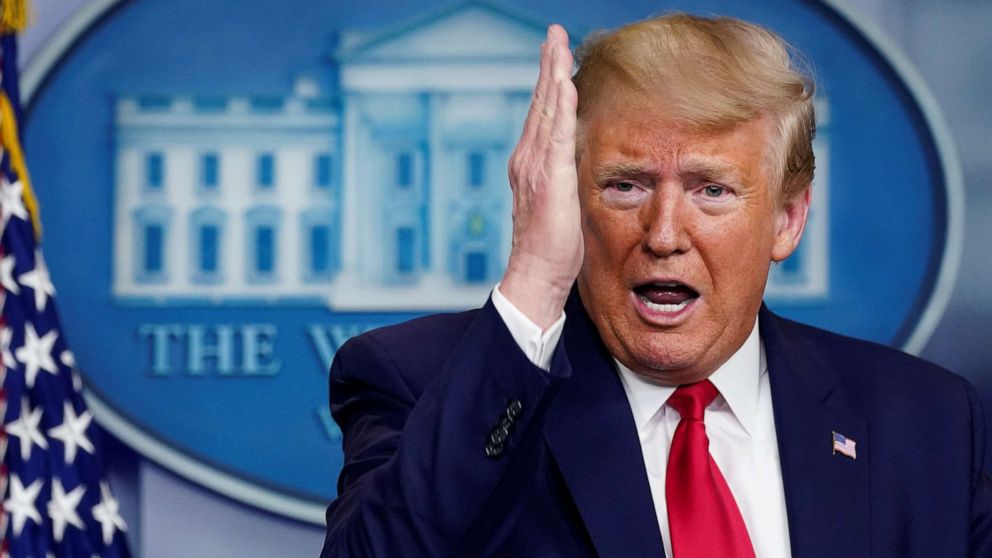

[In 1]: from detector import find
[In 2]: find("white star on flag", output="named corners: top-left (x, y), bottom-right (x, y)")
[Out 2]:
top-left (0, 253), bottom-right (19, 295)
top-left (0, 177), bottom-right (28, 234)
top-left (14, 322), bottom-right (59, 388)
top-left (48, 401), bottom-right (95, 464)
top-left (4, 474), bottom-right (43, 536)
top-left (91, 482), bottom-right (127, 545)
top-left (0, 325), bottom-right (15, 368)
top-left (18, 250), bottom-right (56, 312)
top-left (47, 478), bottom-right (86, 542)
top-left (5, 397), bottom-right (48, 460)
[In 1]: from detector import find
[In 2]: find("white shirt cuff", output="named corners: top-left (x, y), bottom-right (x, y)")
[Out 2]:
top-left (491, 283), bottom-right (566, 372)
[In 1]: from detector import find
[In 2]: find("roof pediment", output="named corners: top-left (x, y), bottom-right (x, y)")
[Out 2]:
top-left (338, 1), bottom-right (548, 63)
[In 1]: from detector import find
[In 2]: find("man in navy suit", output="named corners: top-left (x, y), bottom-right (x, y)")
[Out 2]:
top-left (320, 14), bottom-right (992, 557)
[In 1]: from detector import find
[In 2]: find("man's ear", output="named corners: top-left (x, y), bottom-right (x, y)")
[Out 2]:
top-left (771, 186), bottom-right (812, 262)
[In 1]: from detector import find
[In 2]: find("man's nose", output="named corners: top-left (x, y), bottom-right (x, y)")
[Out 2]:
top-left (641, 186), bottom-right (691, 257)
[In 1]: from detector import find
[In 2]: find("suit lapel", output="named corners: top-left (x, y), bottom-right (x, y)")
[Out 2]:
top-left (543, 298), bottom-right (872, 557)
top-left (761, 308), bottom-right (871, 558)
top-left (544, 292), bottom-right (666, 558)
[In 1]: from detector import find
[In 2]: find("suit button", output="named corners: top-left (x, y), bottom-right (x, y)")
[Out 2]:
top-left (490, 429), bottom-right (507, 446)
top-left (485, 443), bottom-right (504, 458)
top-left (507, 399), bottom-right (523, 418)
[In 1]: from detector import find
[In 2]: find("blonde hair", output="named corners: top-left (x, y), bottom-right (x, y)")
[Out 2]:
top-left (573, 13), bottom-right (816, 202)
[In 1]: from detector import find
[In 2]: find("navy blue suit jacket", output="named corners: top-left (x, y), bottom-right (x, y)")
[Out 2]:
top-left (320, 292), bottom-right (992, 557)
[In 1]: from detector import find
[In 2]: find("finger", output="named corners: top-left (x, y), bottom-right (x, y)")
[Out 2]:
top-left (519, 28), bottom-right (556, 147)
top-left (533, 44), bottom-right (562, 152)
top-left (541, 26), bottom-right (573, 152)
top-left (534, 45), bottom-right (561, 139)
top-left (547, 24), bottom-right (571, 67)
top-left (550, 27), bottom-right (573, 83)
top-left (549, 78), bottom-right (578, 173)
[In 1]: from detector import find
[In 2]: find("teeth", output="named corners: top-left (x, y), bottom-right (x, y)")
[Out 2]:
top-left (639, 296), bottom-right (691, 313)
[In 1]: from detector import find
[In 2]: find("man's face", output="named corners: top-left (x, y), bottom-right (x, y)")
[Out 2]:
top-left (576, 94), bottom-right (809, 385)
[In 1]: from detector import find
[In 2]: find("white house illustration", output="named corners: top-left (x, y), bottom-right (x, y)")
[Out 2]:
top-left (112, 78), bottom-right (341, 304)
top-left (111, 1), bottom-right (829, 310)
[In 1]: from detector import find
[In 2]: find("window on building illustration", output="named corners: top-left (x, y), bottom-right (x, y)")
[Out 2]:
top-left (467, 213), bottom-right (486, 238)
top-left (310, 225), bottom-right (330, 275)
top-left (193, 96), bottom-right (227, 113)
top-left (199, 225), bottom-right (220, 274)
top-left (468, 151), bottom-right (485, 187)
top-left (306, 98), bottom-right (335, 113)
top-left (250, 96), bottom-right (284, 112)
top-left (143, 224), bottom-right (164, 274)
top-left (300, 209), bottom-right (336, 282)
top-left (257, 153), bottom-right (275, 189)
top-left (146, 153), bottom-right (164, 189)
top-left (133, 205), bottom-right (172, 282)
top-left (465, 252), bottom-right (487, 283)
top-left (246, 206), bottom-right (281, 282)
top-left (138, 95), bottom-right (171, 111)
top-left (190, 207), bottom-right (226, 283)
top-left (396, 152), bottom-right (413, 189)
top-left (201, 153), bottom-right (219, 190)
top-left (396, 227), bottom-right (415, 274)
top-left (255, 226), bottom-right (275, 274)
top-left (315, 154), bottom-right (333, 189)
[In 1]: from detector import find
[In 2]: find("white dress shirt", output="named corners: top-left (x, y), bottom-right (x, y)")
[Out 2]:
top-left (491, 286), bottom-right (793, 557)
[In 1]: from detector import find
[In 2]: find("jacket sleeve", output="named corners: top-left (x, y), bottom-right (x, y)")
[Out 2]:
top-left (320, 298), bottom-right (572, 557)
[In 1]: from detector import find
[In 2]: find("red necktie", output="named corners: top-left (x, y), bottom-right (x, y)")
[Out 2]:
top-left (665, 380), bottom-right (755, 558)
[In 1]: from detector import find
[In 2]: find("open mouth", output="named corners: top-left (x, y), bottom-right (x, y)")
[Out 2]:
top-left (633, 281), bottom-right (700, 314)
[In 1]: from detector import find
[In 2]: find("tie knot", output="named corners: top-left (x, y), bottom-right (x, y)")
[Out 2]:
top-left (667, 380), bottom-right (718, 421)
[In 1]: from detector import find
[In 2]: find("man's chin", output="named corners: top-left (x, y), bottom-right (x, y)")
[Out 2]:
top-left (619, 346), bottom-right (712, 386)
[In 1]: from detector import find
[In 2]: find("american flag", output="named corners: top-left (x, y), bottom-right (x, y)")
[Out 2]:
top-left (0, 13), bottom-right (131, 558)
top-left (832, 431), bottom-right (857, 460)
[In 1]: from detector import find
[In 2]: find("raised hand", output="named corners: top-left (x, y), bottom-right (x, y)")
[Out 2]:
top-left (500, 24), bottom-right (582, 330)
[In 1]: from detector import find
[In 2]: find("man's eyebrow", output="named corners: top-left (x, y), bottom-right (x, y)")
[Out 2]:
top-left (679, 158), bottom-right (746, 183)
top-left (592, 162), bottom-right (655, 183)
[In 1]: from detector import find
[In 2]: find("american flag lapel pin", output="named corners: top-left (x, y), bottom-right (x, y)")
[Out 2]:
top-left (832, 431), bottom-right (857, 460)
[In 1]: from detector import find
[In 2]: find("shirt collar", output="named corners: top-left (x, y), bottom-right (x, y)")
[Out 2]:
top-left (615, 318), bottom-right (765, 437)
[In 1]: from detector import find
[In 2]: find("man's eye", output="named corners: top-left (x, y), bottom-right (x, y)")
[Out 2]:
top-left (703, 184), bottom-right (726, 197)
top-left (614, 181), bottom-right (635, 192)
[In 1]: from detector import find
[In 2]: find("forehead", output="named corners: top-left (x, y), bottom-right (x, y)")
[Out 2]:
top-left (578, 96), bottom-right (775, 181)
